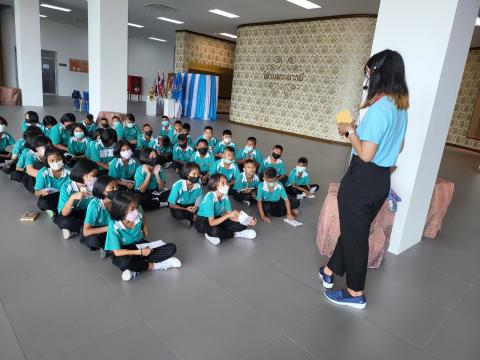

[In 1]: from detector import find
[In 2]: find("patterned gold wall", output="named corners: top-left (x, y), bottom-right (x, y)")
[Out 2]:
top-left (446, 49), bottom-right (480, 151)
top-left (230, 17), bottom-right (376, 143)
top-left (174, 31), bottom-right (236, 113)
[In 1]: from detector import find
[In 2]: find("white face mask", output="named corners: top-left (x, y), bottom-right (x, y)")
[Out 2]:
top-left (126, 122), bottom-right (134, 128)
top-left (85, 177), bottom-right (97, 193)
top-left (0, 124), bottom-right (5, 132)
top-left (49, 161), bottom-right (64, 171)
top-left (245, 145), bottom-right (253, 152)
top-left (296, 166), bottom-right (306, 173)
top-left (120, 149), bottom-right (132, 159)
top-left (223, 137), bottom-right (231, 144)
top-left (266, 181), bottom-right (277, 187)
top-left (219, 185), bottom-right (229, 195)
top-left (37, 147), bottom-right (46, 158)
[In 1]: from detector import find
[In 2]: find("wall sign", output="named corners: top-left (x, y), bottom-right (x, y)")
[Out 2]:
top-left (69, 58), bottom-right (88, 73)
top-left (263, 56), bottom-right (304, 97)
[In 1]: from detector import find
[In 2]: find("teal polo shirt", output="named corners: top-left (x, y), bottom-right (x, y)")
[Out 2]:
top-left (108, 158), bottom-right (138, 181)
top-left (159, 125), bottom-right (173, 138)
top-left (21, 121), bottom-right (46, 134)
top-left (67, 137), bottom-right (90, 155)
top-left (57, 180), bottom-right (93, 213)
top-left (353, 96), bottom-right (408, 167)
top-left (0, 132), bottom-right (15, 152)
top-left (16, 149), bottom-right (30, 170)
top-left (49, 123), bottom-right (71, 146)
top-left (104, 211), bottom-right (144, 250)
top-left (134, 165), bottom-right (166, 191)
top-left (85, 140), bottom-right (97, 159)
top-left (153, 141), bottom-right (173, 155)
top-left (173, 144), bottom-right (194, 162)
top-left (34, 167), bottom-right (71, 191)
top-left (209, 159), bottom-right (239, 182)
top-left (168, 179), bottom-right (203, 206)
top-left (190, 150), bottom-right (215, 173)
top-left (197, 191), bottom-right (232, 218)
top-left (233, 172), bottom-right (260, 192)
top-left (82, 121), bottom-right (98, 134)
top-left (24, 151), bottom-right (43, 168)
top-left (168, 130), bottom-right (181, 145)
top-left (286, 169), bottom-right (311, 187)
top-left (123, 125), bottom-right (141, 142)
top-left (136, 135), bottom-right (156, 149)
top-left (112, 122), bottom-right (124, 140)
top-left (259, 156), bottom-right (287, 176)
top-left (257, 181), bottom-right (288, 202)
top-left (90, 140), bottom-right (115, 164)
top-left (85, 197), bottom-right (111, 227)
top-left (194, 135), bottom-right (217, 150)
top-left (213, 141), bottom-right (237, 155)
top-left (11, 139), bottom-right (25, 157)
top-left (236, 147), bottom-right (262, 164)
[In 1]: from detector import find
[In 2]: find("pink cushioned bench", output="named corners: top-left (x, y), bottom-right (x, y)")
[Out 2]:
top-left (316, 178), bottom-right (454, 268)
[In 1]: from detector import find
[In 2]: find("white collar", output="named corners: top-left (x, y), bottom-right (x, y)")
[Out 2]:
top-left (262, 181), bottom-right (282, 192)
top-left (116, 158), bottom-right (135, 167)
top-left (265, 156), bottom-right (282, 165)
top-left (116, 215), bottom-right (141, 229)
top-left (181, 179), bottom-right (201, 192)
top-left (212, 191), bottom-right (227, 202)
top-left (220, 159), bottom-right (234, 168)
top-left (242, 172), bottom-right (259, 183)
top-left (72, 136), bottom-right (87, 143)
top-left (47, 167), bottom-right (68, 178)
top-left (295, 170), bottom-right (308, 178)
top-left (0, 132), bottom-right (7, 139)
top-left (177, 145), bottom-right (193, 152)
top-left (242, 147), bottom-right (257, 155)
top-left (221, 140), bottom-right (234, 146)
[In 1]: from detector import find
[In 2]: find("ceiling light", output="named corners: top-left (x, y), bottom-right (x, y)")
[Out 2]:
top-left (208, 9), bottom-right (239, 18)
top-left (157, 17), bottom-right (184, 24)
top-left (148, 37), bottom-right (167, 42)
top-left (476, 17), bottom-right (480, 26)
top-left (285, 0), bottom-right (321, 10)
top-left (39, 14), bottom-right (48, 18)
top-left (219, 33), bottom-right (237, 39)
top-left (128, 22), bottom-right (144, 28)
top-left (40, 3), bottom-right (72, 12)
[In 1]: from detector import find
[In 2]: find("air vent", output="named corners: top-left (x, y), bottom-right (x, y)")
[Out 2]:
top-left (144, 2), bottom-right (178, 12)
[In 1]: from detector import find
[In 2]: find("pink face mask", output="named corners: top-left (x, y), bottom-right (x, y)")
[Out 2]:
top-left (125, 209), bottom-right (139, 222)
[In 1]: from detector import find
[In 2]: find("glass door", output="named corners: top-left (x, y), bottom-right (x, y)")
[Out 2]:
top-left (41, 50), bottom-right (57, 95)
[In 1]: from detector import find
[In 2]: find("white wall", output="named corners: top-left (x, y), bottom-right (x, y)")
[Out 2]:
top-left (128, 36), bottom-right (174, 97)
top-left (1, 8), bottom-right (174, 98)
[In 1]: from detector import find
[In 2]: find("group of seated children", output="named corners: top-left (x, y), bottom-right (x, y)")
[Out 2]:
top-left (0, 111), bottom-right (318, 280)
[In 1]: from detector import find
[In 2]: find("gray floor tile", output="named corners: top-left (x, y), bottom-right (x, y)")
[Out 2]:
top-left (245, 335), bottom-right (317, 360)
top-left (425, 312), bottom-right (480, 360)
top-left (145, 288), bottom-right (281, 360)
top-left (285, 306), bottom-right (437, 360)
top-left (52, 321), bottom-right (179, 360)
top-left (0, 302), bottom-right (25, 360)
top-left (452, 284), bottom-right (480, 324)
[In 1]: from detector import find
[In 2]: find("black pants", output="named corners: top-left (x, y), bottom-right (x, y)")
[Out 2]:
top-left (194, 216), bottom-right (246, 241)
top-left (80, 225), bottom-right (106, 250)
top-left (170, 203), bottom-right (195, 222)
top-left (9, 168), bottom-right (25, 182)
top-left (135, 189), bottom-right (170, 210)
top-left (286, 184), bottom-right (319, 195)
top-left (158, 153), bottom-right (173, 164)
top-left (327, 155), bottom-right (390, 292)
top-left (172, 160), bottom-right (185, 170)
top-left (37, 192), bottom-right (60, 213)
top-left (53, 210), bottom-right (86, 233)
top-left (22, 174), bottom-right (37, 193)
top-left (262, 196), bottom-right (300, 217)
top-left (232, 190), bottom-right (257, 205)
top-left (111, 240), bottom-right (177, 272)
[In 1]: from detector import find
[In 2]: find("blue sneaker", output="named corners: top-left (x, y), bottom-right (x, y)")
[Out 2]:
top-left (324, 289), bottom-right (366, 310)
top-left (318, 266), bottom-right (334, 289)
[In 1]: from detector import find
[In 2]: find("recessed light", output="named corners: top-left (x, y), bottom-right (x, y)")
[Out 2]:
top-left (128, 22), bottom-right (144, 28)
top-left (148, 37), bottom-right (167, 42)
top-left (285, 0), bottom-right (321, 10)
top-left (219, 33), bottom-right (237, 39)
top-left (208, 9), bottom-right (239, 19)
top-left (157, 17), bottom-right (184, 24)
top-left (476, 17), bottom-right (480, 26)
top-left (40, 3), bottom-right (72, 12)
top-left (39, 14), bottom-right (48, 18)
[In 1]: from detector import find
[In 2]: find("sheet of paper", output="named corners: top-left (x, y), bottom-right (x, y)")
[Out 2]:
top-left (283, 218), bottom-right (303, 227)
top-left (44, 187), bottom-right (60, 194)
top-left (238, 211), bottom-right (253, 226)
top-left (136, 240), bottom-right (166, 249)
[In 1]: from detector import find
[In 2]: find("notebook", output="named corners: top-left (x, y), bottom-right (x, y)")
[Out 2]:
top-left (336, 109), bottom-right (353, 124)
top-left (283, 218), bottom-right (303, 227)
top-left (20, 211), bottom-right (40, 222)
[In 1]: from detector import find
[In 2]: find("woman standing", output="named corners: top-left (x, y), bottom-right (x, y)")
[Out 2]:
top-left (319, 50), bottom-right (409, 310)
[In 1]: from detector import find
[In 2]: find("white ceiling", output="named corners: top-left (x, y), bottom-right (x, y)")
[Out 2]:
top-left (1, 0), bottom-right (479, 46)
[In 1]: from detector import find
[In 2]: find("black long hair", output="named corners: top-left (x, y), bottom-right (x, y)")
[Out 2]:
top-left (110, 191), bottom-right (137, 221)
top-left (363, 49), bottom-right (409, 110)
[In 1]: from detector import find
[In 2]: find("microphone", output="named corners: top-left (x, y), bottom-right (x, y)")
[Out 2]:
top-left (362, 85), bottom-right (368, 90)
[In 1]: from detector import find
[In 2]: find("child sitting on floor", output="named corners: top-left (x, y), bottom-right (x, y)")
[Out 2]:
top-left (232, 159), bottom-right (260, 207)
top-left (285, 157), bottom-right (319, 199)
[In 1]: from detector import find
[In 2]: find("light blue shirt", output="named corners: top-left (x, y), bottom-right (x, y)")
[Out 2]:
top-left (168, 179), bottom-right (203, 206)
top-left (354, 96), bottom-right (407, 167)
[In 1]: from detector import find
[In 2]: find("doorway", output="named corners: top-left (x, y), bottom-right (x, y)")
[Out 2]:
top-left (41, 50), bottom-right (57, 95)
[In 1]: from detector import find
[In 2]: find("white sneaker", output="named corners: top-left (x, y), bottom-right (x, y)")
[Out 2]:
top-left (154, 257), bottom-right (182, 270)
top-left (310, 186), bottom-right (318, 193)
top-left (46, 210), bottom-right (55, 218)
top-left (62, 229), bottom-right (77, 239)
top-left (242, 200), bottom-right (251, 207)
top-left (159, 201), bottom-right (169, 208)
top-left (296, 193), bottom-right (305, 200)
top-left (205, 233), bottom-right (221, 245)
top-left (164, 162), bottom-right (172, 169)
top-left (122, 269), bottom-right (139, 281)
top-left (234, 229), bottom-right (257, 239)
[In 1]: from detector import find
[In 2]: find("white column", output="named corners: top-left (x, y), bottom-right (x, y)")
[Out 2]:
top-left (88, 0), bottom-right (128, 117)
top-left (14, 0), bottom-right (43, 106)
top-left (370, 0), bottom-right (480, 254)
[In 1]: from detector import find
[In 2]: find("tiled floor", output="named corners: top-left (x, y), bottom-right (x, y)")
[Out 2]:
top-left (0, 96), bottom-right (479, 360)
